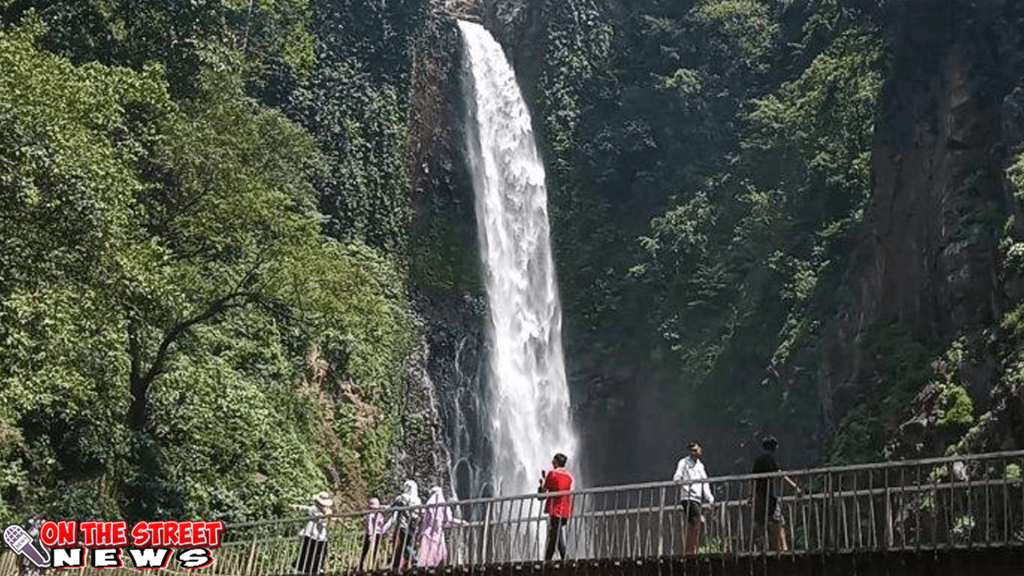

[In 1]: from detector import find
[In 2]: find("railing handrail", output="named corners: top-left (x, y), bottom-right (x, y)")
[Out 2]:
top-left (130, 450), bottom-right (1024, 575)
top-left (444, 476), bottom-right (1024, 528)
top-left (221, 449), bottom-right (1024, 534)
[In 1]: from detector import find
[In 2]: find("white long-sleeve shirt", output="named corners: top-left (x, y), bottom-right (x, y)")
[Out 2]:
top-left (298, 505), bottom-right (329, 542)
top-left (673, 456), bottom-right (714, 504)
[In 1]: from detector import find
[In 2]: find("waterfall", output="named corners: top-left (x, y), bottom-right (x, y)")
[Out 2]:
top-left (458, 20), bottom-right (580, 498)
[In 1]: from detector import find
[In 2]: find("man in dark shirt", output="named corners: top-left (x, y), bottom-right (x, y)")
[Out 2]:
top-left (750, 436), bottom-right (802, 551)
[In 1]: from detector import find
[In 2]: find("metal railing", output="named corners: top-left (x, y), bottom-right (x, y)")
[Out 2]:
top-left (6, 451), bottom-right (1022, 575)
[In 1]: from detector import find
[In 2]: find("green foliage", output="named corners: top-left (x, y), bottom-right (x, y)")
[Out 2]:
top-left (1, 0), bottom-right (315, 95)
top-left (947, 412), bottom-right (994, 456)
top-left (534, 0), bottom-right (886, 458)
top-left (693, 0), bottom-right (779, 73)
top-left (936, 385), bottom-right (974, 428)
top-left (1007, 151), bottom-right (1024, 197)
top-left (1006, 463), bottom-right (1022, 481)
top-left (825, 322), bottom-right (947, 463)
top-left (862, 323), bottom-right (934, 409)
top-left (648, 24), bottom-right (881, 403)
top-left (952, 514), bottom-right (976, 536)
top-left (698, 537), bottom-right (726, 554)
top-left (287, 57), bottom-right (411, 253)
top-left (827, 404), bottom-right (883, 464)
top-left (408, 213), bottom-right (482, 292)
top-left (824, 323), bottom-right (939, 464)
top-left (0, 21), bottom-right (412, 524)
top-left (308, 0), bottom-right (428, 82)
top-left (941, 176), bottom-right (1024, 455)
top-left (929, 465), bottom-right (949, 483)
top-left (146, 314), bottom-right (323, 521)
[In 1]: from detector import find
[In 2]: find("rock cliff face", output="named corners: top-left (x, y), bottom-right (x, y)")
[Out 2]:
top-left (397, 335), bottom-right (455, 491)
top-left (820, 0), bottom-right (1024, 454)
top-left (478, 0), bottom-right (546, 86)
top-left (400, 0), bottom-right (494, 500)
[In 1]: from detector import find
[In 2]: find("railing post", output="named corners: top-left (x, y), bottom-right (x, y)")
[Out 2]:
top-left (657, 486), bottom-right (666, 556)
top-left (482, 501), bottom-right (492, 565)
top-left (245, 532), bottom-right (257, 576)
top-left (826, 471), bottom-right (835, 551)
top-left (884, 486), bottom-right (893, 549)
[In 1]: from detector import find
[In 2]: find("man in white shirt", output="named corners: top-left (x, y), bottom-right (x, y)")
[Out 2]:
top-left (673, 441), bottom-right (714, 554)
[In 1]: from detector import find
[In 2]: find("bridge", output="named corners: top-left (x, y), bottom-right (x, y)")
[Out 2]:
top-left (2, 451), bottom-right (1022, 575)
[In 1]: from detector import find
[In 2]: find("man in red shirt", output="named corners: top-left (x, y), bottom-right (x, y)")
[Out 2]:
top-left (538, 452), bottom-right (573, 561)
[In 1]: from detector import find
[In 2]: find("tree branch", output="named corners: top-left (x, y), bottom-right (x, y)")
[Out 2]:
top-left (126, 287), bottom-right (261, 431)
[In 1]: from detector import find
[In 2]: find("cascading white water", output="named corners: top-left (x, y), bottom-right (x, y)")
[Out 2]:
top-left (458, 20), bottom-right (580, 498)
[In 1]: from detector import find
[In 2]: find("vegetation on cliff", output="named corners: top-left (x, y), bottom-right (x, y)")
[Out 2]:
top-left (533, 0), bottom-right (1024, 474)
top-left (532, 0), bottom-right (887, 470)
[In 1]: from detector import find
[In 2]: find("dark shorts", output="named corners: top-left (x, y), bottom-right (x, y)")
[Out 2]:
top-left (681, 500), bottom-right (702, 525)
top-left (753, 496), bottom-right (784, 527)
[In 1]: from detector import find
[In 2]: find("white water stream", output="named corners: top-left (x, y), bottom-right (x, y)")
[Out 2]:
top-left (458, 20), bottom-right (580, 498)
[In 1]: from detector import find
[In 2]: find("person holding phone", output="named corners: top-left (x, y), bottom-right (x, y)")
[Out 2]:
top-left (537, 452), bottom-right (573, 561)
top-left (382, 479), bottom-right (422, 570)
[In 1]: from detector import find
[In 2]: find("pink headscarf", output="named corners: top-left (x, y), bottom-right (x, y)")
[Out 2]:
top-left (366, 497), bottom-right (385, 535)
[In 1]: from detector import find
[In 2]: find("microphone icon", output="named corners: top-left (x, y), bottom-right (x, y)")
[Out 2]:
top-left (4, 524), bottom-right (51, 568)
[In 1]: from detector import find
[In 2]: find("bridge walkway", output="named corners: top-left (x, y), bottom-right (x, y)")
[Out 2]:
top-left (2, 451), bottom-right (1021, 575)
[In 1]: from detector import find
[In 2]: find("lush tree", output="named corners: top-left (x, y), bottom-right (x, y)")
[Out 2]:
top-left (0, 19), bottom-right (412, 523)
top-left (0, 0), bottom-right (315, 95)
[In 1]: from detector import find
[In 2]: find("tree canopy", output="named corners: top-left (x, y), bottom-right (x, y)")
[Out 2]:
top-left (0, 5), bottom-right (415, 524)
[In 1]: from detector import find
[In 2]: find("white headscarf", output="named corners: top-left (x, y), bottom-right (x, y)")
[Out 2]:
top-left (425, 483), bottom-right (454, 532)
top-left (425, 486), bottom-right (452, 528)
top-left (402, 479), bottom-right (422, 506)
top-left (382, 479), bottom-right (422, 534)
top-left (427, 486), bottom-right (444, 504)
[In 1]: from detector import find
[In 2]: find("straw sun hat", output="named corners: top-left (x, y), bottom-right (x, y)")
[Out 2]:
top-left (314, 491), bottom-right (333, 514)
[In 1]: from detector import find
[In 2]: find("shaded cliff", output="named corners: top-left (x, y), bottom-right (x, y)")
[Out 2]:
top-left (403, 0), bottom-right (495, 500)
top-left (820, 0), bottom-right (1024, 459)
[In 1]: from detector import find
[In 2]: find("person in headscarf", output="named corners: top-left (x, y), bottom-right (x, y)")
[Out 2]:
top-left (417, 487), bottom-right (455, 567)
top-left (382, 480), bottom-right (421, 570)
top-left (360, 497), bottom-right (385, 571)
top-left (291, 491), bottom-right (333, 575)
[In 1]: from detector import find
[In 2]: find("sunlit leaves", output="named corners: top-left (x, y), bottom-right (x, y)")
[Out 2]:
top-left (0, 24), bottom-right (412, 524)
top-left (1, 0), bottom-right (315, 94)
top-left (694, 0), bottom-right (779, 73)
top-left (614, 3), bottom-right (884, 419)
